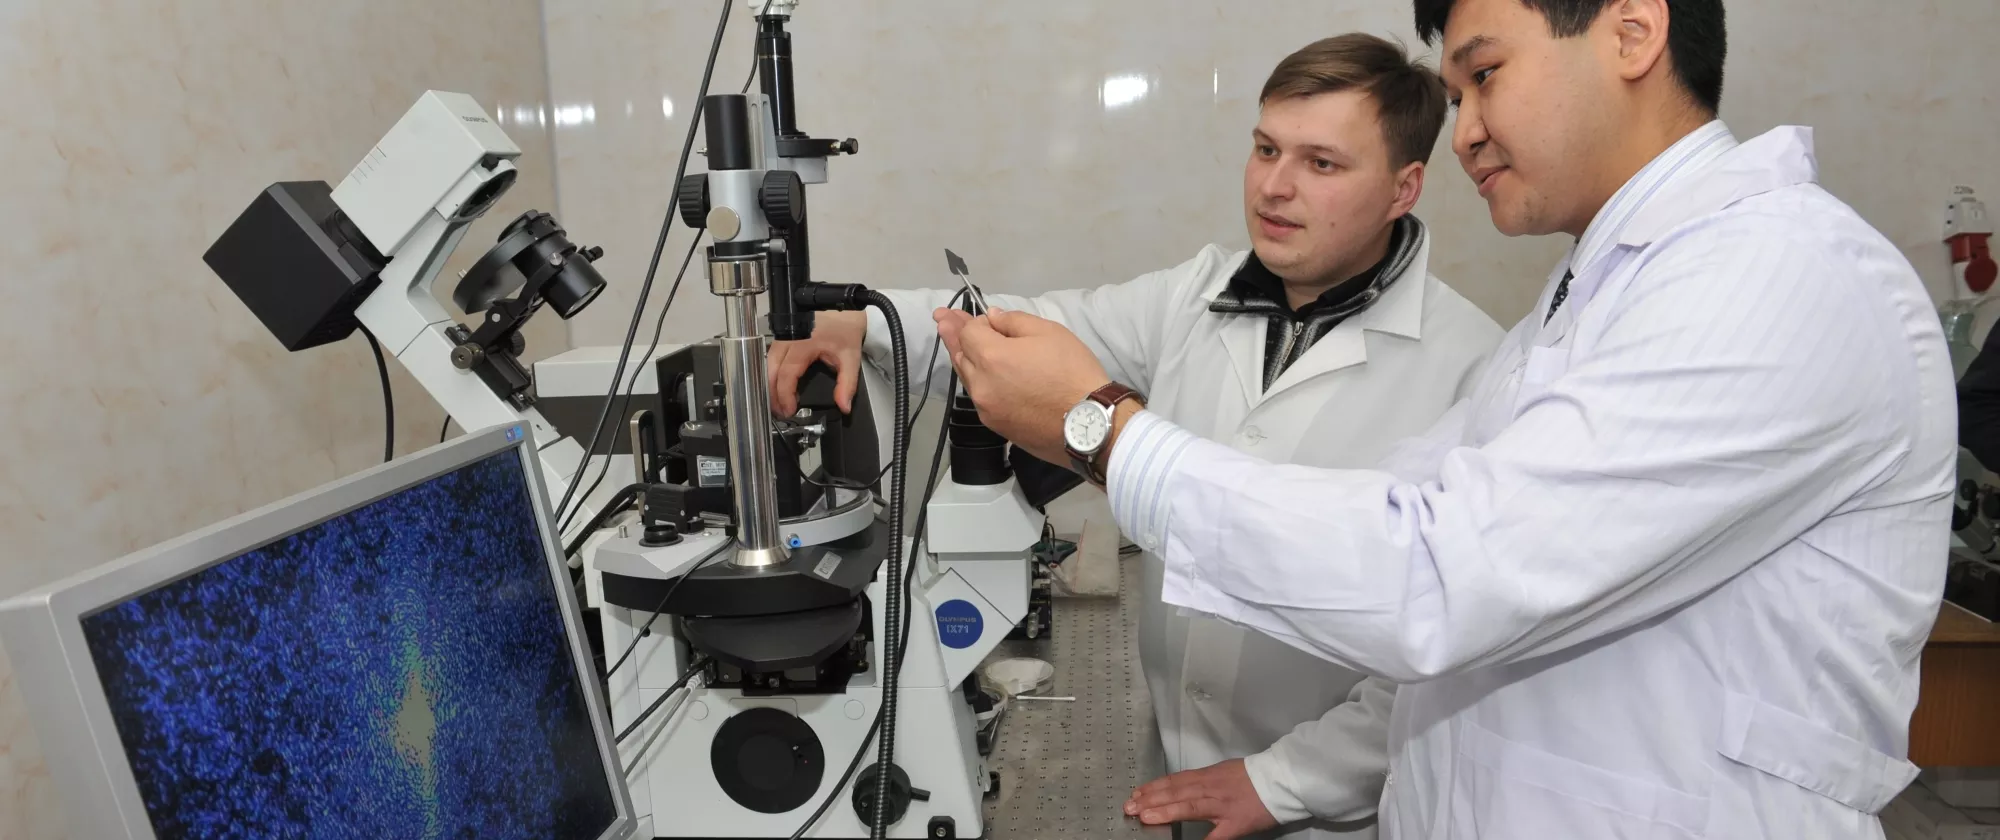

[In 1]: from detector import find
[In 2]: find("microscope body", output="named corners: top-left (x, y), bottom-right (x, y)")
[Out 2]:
top-left (204, 91), bottom-right (603, 518)
top-left (595, 394), bottom-right (1041, 838)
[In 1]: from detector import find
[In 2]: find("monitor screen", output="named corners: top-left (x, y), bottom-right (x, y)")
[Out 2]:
top-left (75, 449), bottom-right (620, 840)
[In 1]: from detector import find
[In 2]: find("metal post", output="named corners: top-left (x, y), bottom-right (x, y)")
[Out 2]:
top-left (711, 255), bottom-right (786, 569)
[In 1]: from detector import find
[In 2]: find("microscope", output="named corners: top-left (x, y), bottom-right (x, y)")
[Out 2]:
top-left (201, 89), bottom-right (605, 515)
top-left (591, 5), bottom-right (1043, 837)
top-left (202, 3), bottom-right (1046, 837)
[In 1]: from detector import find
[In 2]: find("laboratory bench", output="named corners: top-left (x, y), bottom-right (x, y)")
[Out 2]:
top-left (1910, 599), bottom-right (2000, 767)
top-left (977, 557), bottom-right (1174, 839)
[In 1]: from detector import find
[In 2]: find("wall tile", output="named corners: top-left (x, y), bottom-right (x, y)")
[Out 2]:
top-left (548, 0), bottom-right (2000, 344)
top-left (0, 1), bottom-right (560, 836)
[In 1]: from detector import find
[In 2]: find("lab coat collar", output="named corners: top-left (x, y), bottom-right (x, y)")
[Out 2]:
top-left (1616, 126), bottom-right (1820, 250)
top-left (1258, 230), bottom-right (1431, 400)
top-left (1200, 224), bottom-right (1429, 341)
top-left (1200, 252), bottom-right (1252, 303)
top-left (1342, 226), bottom-right (1429, 341)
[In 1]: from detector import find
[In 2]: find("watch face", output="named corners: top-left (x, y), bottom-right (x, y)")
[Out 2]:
top-left (1064, 401), bottom-right (1111, 453)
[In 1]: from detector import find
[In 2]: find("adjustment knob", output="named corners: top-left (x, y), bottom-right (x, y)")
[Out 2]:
top-left (852, 763), bottom-right (927, 828)
top-left (760, 170), bottom-right (807, 230)
top-left (678, 174), bottom-right (710, 229)
top-left (834, 138), bottom-right (859, 155)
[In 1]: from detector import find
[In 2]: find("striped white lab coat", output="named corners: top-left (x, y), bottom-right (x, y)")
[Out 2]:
top-left (864, 230), bottom-right (1502, 837)
top-left (1109, 123), bottom-right (1956, 838)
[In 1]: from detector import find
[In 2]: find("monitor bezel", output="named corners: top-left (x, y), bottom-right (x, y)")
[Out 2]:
top-left (0, 424), bottom-right (637, 840)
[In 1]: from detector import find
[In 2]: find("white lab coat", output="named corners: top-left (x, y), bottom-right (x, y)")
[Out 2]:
top-left (866, 233), bottom-right (1503, 837)
top-left (1116, 126), bottom-right (1954, 839)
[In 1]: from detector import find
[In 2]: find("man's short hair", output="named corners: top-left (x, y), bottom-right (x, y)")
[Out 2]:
top-left (1412, 0), bottom-right (1727, 114)
top-left (1259, 33), bottom-right (1450, 169)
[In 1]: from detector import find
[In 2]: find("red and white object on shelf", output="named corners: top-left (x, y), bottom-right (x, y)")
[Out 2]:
top-left (1948, 186), bottom-right (1996, 298)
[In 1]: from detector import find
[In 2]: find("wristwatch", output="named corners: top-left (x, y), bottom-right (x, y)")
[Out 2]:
top-left (1063, 382), bottom-right (1146, 485)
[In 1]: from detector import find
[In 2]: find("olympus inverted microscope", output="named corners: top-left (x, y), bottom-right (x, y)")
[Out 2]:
top-left (201, 3), bottom-right (1052, 837)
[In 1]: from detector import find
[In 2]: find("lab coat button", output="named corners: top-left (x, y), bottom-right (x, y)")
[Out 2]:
top-left (1241, 426), bottom-right (1264, 444)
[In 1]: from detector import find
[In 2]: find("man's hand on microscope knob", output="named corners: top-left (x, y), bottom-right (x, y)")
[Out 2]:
top-left (768, 311), bottom-right (866, 417)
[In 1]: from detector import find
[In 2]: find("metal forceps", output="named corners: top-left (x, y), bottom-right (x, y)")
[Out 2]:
top-left (944, 248), bottom-right (989, 315)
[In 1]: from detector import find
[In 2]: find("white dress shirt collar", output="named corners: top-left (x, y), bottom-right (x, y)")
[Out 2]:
top-left (1569, 120), bottom-right (1739, 277)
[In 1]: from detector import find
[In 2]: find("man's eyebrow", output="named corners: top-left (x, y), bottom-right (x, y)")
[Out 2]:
top-left (1450, 34), bottom-right (1498, 68)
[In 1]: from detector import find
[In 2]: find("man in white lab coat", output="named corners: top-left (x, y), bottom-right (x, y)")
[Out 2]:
top-left (937, 1), bottom-right (1955, 838)
top-left (770, 35), bottom-right (1502, 839)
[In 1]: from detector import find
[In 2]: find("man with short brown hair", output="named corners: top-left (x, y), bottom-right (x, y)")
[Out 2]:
top-left (771, 34), bottom-right (1500, 839)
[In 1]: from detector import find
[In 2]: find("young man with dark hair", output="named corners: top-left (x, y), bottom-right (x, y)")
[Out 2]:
top-left (771, 34), bottom-right (1501, 840)
top-left (940, 1), bottom-right (1952, 837)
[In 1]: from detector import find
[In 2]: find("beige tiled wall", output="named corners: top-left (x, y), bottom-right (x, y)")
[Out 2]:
top-left (547, 0), bottom-right (2000, 349)
top-left (0, 2), bottom-right (560, 836)
top-left (541, 0), bottom-right (2000, 599)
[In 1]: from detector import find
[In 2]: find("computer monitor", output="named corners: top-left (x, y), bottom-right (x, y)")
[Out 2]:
top-left (0, 424), bottom-right (637, 840)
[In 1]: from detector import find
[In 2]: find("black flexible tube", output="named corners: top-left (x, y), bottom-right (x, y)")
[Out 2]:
top-left (856, 291), bottom-right (909, 839)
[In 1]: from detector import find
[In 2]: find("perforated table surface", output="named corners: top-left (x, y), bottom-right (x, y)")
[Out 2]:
top-left (980, 558), bottom-right (1175, 839)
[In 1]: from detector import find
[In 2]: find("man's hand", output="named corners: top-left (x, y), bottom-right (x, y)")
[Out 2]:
top-left (936, 307), bottom-right (1110, 466)
top-left (1124, 759), bottom-right (1280, 840)
top-left (767, 311), bottom-right (866, 417)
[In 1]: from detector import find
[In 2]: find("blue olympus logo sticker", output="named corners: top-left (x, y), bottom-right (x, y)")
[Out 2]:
top-left (934, 599), bottom-right (983, 650)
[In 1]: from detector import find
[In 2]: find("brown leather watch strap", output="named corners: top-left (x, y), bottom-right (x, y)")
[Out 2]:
top-left (1073, 383), bottom-right (1146, 485)
top-left (1087, 382), bottom-right (1143, 412)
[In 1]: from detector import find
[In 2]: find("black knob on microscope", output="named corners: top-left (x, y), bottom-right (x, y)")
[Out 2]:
top-left (678, 173), bottom-right (710, 229)
top-left (760, 170), bottom-right (807, 230)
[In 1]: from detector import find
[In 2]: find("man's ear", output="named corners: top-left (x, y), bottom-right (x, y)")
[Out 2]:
top-left (1391, 161), bottom-right (1426, 219)
top-left (1611, 0), bottom-right (1673, 84)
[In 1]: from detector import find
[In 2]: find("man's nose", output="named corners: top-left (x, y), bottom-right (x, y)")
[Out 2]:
top-left (1452, 98), bottom-right (1488, 162)
top-left (1258, 161), bottom-right (1295, 201)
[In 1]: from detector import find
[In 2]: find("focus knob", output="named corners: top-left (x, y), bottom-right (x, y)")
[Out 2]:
top-left (761, 170), bottom-right (807, 230)
top-left (678, 174), bottom-right (710, 229)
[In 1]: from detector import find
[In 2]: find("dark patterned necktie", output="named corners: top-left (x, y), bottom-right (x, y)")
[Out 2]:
top-left (1545, 269), bottom-right (1574, 325)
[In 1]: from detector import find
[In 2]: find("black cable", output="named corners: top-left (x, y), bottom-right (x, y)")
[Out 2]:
top-left (789, 359), bottom-right (954, 840)
top-left (552, 0), bottom-right (735, 533)
top-left (615, 655), bottom-right (709, 744)
top-left (564, 483), bottom-right (647, 560)
top-left (741, 0), bottom-right (774, 94)
top-left (905, 286), bottom-right (968, 443)
top-left (604, 545), bottom-right (728, 680)
top-left (438, 417), bottom-right (452, 443)
top-left (359, 326), bottom-right (394, 464)
top-left (556, 233), bottom-right (705, 537)
top-left (786, 287), bottom-right (966, 839)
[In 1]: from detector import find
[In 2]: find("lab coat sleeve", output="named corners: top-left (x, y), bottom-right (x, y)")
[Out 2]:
top-left (1110, 224), bottom-right (1918, 682)
top-left (1243, 676), bottom-right (1396, 825)
top-left (1372, 399), bottom-right (1471, 486)
top-left (861, 253), bottom-right (1211, 398)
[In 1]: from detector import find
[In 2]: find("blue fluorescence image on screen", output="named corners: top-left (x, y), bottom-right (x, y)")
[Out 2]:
top-left (79, 451), bottom-right (619, 840)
